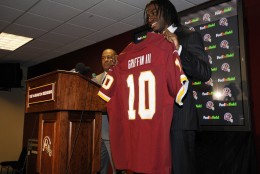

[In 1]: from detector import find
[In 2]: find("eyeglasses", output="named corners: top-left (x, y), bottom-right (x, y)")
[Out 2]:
top-left (102, 55), bottom-right (114, 60)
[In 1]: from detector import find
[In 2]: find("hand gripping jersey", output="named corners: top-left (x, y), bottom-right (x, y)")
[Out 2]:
top-left (98, 32), bottom-right (188, 174)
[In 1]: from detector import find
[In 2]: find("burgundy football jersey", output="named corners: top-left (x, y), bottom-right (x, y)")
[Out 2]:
top-left (98, 32), bottom-right (188, 174)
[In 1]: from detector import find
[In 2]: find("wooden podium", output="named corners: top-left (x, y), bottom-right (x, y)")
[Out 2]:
top-left (25, 70), bottom-right (106, 174)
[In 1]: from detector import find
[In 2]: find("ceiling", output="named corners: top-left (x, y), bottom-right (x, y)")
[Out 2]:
top-left (0, 0), bottom-right (210, 68)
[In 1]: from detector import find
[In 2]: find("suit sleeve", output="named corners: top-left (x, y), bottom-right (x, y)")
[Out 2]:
top-left (180, 31), bottom-right (211, 82)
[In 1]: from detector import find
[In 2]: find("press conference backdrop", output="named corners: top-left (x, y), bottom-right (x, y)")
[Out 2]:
top-left (179, 0), bottom-right (250, 131)
top-left (134, 0), bottom-right (251, 131)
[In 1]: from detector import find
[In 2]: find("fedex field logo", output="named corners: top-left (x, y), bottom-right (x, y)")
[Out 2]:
top-left (211, 67), bottom-right (218, 72)
top-left (184, 17), bottom-right (199, 25)
top-left (216, 30), bottom-right (233, 37)
top-left (218, 77), bottom-right (236, 82)
top-left (205, 44), bottom-right (216, 50)
top-left (200, 23), bottom-right (216, 30)
top-left (216, 53), bottom-right (234, 60)
top-left (203, 115), bottom-right (220, 120)
top-left (215, 7), bottom-right (232, 16)
top-left (202, 92), bottom-right (214, 96)
top-left (219, 102), bottom-right (237, 107)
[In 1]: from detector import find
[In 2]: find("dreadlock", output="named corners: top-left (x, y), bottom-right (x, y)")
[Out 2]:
top-left (144, 0), bottom-right (181, 27)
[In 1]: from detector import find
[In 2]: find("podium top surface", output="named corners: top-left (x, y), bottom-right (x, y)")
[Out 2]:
top-left (25, 70), bottom-right (105, 113)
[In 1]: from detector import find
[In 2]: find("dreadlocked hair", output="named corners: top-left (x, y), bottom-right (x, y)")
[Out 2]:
top-left (144, 0), bottom-right (181, 27)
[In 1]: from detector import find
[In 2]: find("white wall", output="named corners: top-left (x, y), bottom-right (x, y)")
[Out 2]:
top-left (0, 67), bottom-right (27, 162)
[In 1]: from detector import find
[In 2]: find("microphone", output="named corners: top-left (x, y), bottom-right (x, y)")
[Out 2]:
top-left (74, 63), bottom-right (91, 75)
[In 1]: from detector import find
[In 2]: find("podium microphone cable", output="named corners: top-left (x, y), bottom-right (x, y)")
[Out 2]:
top-left (65, 79), bottom-right (97, 174)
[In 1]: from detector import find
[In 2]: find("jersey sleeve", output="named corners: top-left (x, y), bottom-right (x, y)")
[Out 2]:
top-left (167, 49), bottom-right (189, 106)
top-left (97, 69), bottom-right (116, 102)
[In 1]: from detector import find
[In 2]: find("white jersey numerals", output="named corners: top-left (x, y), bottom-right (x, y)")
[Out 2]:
top-left (127, 71), bottom-right (156, 120)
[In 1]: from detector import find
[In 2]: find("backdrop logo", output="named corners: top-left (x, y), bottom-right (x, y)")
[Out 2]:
top-left (220, 40), bottom-right (229, 49)
top-left (219, 17), bottom-right (228, 26)
top-left (218, 77), bottom-right (236, 82)
top-left (205, 78), bottom-right (213, 86)
top-left (204, 34), bottom-right (212, 42)
top-left (216, 30), bottom-right (233, 37)
top-left (221, 63), bottom-right (231, 72)
top-left (224, 112), bottom-right (233, 123)
top-left (200, 23), bottom-right (216, 30)
top-left (217, 53), bottom-right (234, 60)
top-left (203, 115), bottom-right (220, 120)
top-left (205, 44), bottom-right (216, 50)
top-left (203, 13), bottom-right (211, 22)
top-left (193, 91), bottom-right (198, 100)
top-left (208, 55), bottom-right (213, 64)
top-left (184, 17), bottom-right (199, 25)
top-left (215, 7), bottom-right (232, 16)
top-left (206, 101), bottom-right (215, 111)
top-left (42, 136), bottom-right (53, 157)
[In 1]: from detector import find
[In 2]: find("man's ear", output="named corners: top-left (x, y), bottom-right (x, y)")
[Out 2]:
top-left (113, 55), bottom-right (118, 65)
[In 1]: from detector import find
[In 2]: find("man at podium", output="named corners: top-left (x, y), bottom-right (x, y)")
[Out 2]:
top-left (92, 48), bottom-right (118, 174)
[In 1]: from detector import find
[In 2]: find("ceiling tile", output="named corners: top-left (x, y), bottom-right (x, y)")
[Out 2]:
top-left (104, 22), bottom-right (135, 35)
top-left (4, 23), bottom-right (47, 38)
top-left (118, 0), bottom-right (149, 9)
top-left (50, 0), bottom-right (104, 11)
top-left (83, 31), bottom-right (113, 43)
top-left (0, 5), bottom-right (24, 22)
top-left (51, 23), bottom-right (95, 38)
top-left (170, 0), bottom-right (194, 12)
top-left (0, 20), bottom-right (10, 31)
top-left (28, 0), bottom-right (82, 21)
top-left (3, 47), bottom-right (48, 63)
top-left (121, 11), bottom-right (145, 27)
top-left (186, 0), bottom-right (211, 5)
top-left (37, 32), bottom-right (77, 45)
top-left (0, 0), bottom-right (213, 67)
top-left (23, 51), bottom-right (65, 67)
top-left (54, 39), bottom-right (95, 54)
top-left (25, 39), bottom-right (63, 50)
top-left (68, 12), bottom-right (116, 30)
top-left (14, 13), bottom-right (63, 31)
top-left (88, 0), bottom-right (142, 21)
top-left (0, 0), bottom-right (39, 11)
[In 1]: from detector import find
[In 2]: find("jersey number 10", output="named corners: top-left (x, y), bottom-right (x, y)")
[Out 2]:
top-left (127, 71), bottom-right (155, 120)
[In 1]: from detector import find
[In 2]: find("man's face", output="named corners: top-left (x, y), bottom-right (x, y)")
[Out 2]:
top-left (146, 4), bottom-right (168, 33)
top-left (101, 49), bottom-right (117, 72)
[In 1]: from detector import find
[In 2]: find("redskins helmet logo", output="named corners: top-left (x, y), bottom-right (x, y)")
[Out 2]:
top-left (203, 13), bottom-right (211, 22)
top-left (220, 40), bottom-right (229, 49)
top-left (221, 63), bottom-right (230, 72)
top-left (208, 55), bottom-right (213, 64)
top-left (189, 27), bottom-right (195, 31)
top-left (224, 112), bottom-right (233, 123)
top-left (193, 91), bottom-right (198, 100)
top-left (203, 34), bottom-right (212, 42)
top-left (223, 87), bottom-right (232, 97)
top-left (219, 17), bottom-right (228, 26)
top-left (206, 101), bottom-right (215, 111)
top-left (205, 78), bottom-right (213, 86)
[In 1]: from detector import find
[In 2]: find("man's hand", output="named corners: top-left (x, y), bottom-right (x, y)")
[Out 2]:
top-left (163, 29), bottom-right (180, 50)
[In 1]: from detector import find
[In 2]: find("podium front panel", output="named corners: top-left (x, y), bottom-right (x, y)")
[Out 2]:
top-left (37, 111), bottom-right (101, 174)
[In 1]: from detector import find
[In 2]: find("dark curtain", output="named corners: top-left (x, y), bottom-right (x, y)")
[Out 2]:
top-left (196, 131), bottom-right (258, 174)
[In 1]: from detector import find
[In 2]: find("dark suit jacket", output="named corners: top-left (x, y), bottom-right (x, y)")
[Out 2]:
top-left (172, 26), bottom-right (211, 130)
